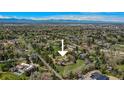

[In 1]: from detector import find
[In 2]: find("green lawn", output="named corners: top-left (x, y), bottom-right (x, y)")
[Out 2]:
top-left (56, 59), bottom-right (85, 77)
top-left (53, 45), bottom-right (60, 52)
top-left (0, 72), bottom-right (28, 80)
top-left (114, 44), bottom-right (124, 51)
top-left (117, 65), bottom-right (124, 71)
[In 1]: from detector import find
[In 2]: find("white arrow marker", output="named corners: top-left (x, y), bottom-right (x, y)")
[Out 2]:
top-left (58, 39), bottom-right (68, 56)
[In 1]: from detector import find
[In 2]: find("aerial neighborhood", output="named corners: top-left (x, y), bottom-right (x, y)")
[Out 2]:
top-left (0, 12), bottom-right (124, 80)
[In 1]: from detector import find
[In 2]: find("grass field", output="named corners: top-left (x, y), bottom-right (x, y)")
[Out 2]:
top-left (56, 59), bottom-right (85, 77)
top-left (117, 65), bottom-right (124, 71)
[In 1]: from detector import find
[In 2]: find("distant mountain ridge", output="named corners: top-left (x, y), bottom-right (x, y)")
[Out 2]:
top-left (0, 18), bottom-right (123, 24)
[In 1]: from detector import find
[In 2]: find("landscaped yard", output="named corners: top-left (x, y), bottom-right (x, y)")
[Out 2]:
top-left (56, 59), bottom-right (85, 77)
top-left (117, 65), bottom-right (124, 71)
top-left (0, 72), bottom-right (28, 80)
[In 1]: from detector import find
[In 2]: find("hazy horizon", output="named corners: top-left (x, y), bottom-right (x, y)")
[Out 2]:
top-left (0, 12), bottom-right (124, 22)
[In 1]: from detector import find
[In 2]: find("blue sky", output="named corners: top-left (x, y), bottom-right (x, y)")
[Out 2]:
top-left (0, 12), bottom-right (124, 22)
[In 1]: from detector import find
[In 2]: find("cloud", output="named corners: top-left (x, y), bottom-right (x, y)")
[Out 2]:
top-left (29, 15), bottom-right (104, 21)
top-left (0, 15), bottom-right (20, 19)
top-left (0, 14), bottom-right (124, 22)
top-left (0, 15), bottom-right (12, 19)
top-left (28, 15), bottom-right (124, 22)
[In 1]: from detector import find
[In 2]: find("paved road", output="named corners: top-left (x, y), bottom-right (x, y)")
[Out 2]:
top-left (35, 53), bottom-right (63, 80)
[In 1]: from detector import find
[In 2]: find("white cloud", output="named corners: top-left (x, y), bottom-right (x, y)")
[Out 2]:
top-left (30, 15), bottom-right (105, 21)
top-left (0, 15), bottom-right (12, 19)
top-left (0, 15), bottom-right (124, 22)
top-left (29, 15), bottom-right (124, 22)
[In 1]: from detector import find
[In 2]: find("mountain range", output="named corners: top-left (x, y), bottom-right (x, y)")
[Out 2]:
top-left (0, 18), bottom-right (123, 24)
